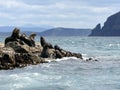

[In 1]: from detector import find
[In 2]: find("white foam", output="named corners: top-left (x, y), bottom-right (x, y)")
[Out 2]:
top-left (13, 84), bottom-right (23, 89)
top-left (55, 57), bottom-right (78, 62)
top-left (45, 57), bottom-right (79, 62)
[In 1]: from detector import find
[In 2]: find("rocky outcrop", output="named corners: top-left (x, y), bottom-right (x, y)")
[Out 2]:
top-left (0, 28), bottom-right (83, 70)
top-left (89, 24), bottom-right (102, 36)
top-left (5, 28), bottom-right (36, 47)
top-left (0, 47), bottom-right (15, 69)
top-left (89, 11), bottom-right (120, 36)
top-left (40, 37), bottom-right (83, 59)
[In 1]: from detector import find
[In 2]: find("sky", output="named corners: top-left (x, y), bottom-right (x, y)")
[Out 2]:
top-left (0, 0), bottom-right (120, 28)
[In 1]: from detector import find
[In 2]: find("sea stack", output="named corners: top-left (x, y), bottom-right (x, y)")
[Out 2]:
top-left (89, 11), bottom-right (120, 36)
top-left (89, 23), bottom-right (101, 36)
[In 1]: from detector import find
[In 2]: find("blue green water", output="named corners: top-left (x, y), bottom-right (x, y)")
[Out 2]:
top-left (0, 37), bottom-right (120, 90)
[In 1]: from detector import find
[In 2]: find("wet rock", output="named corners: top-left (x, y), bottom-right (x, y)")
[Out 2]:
top-left (86, 57), bottom-right (98, 61)
top-left (86, 58), bottom-right (92, 61)
top-left (5, 41), bottom-right (30, 53)
top-left (14, 53), bottom-right (46, 67)
top-left (55, 50), bottom-right (63, 58)
top-left (0, 47), bottom-right (16, 70)
top-left (72, 53), bottom-right (83, 59)
top-left (54, 45), bottom-right (63, 52)
top-left (40, 37), bottom-right (83, 59)
top-left (41, 45), bottom-right (56, 59)
top-left (0, 29), bottom-right (84, 70)
top-left (0, 47), bottom-right (15, 64)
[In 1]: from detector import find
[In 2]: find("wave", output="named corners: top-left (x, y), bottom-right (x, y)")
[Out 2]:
top-left (45, 57), bottom-right (80, 62)
top-left (107, 43), bottom-right (120, 47)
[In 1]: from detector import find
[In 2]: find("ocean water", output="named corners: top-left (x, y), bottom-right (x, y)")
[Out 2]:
top-left (0, 37), bottom-right (120, 90)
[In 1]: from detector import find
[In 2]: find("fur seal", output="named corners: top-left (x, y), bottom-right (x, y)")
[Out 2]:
top-left (5, 28), bottom-right (20, 46)
top-left (5, 28), bottom-right (37, 47)
top-left (54, 45), bottom-right (63, 52)
top-left (11, 28), bottom-right (20, 38)
top-left (29, 33), bottom-right (36, 41)
top-left (29, 33), bottom-right (36, 47)
top-left (40, 36), bottom-right (46, 47)
top-left (19, 33), bottom-right (36, 47)
top-left (40, 36), bottom-right (53, 49)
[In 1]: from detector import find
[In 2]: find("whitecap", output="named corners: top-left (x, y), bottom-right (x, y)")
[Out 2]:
top-left (45, 57), bottom-right (79, 62)
top-left (55, 57), bottom-right (78, 62)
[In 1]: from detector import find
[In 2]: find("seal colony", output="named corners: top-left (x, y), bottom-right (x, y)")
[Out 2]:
top-left (0, 28), bottom-right (83, 70)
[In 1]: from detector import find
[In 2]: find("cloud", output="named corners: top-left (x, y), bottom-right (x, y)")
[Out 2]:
top-left (0, 0), bottom-right (119, 28)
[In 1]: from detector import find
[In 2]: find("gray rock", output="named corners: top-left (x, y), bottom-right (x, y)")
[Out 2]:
top-left (89, 11), bottom-right (120, 36)
top-left (0, 29), bottom-right (83, 70)
top-left (89, 24), bottom-right (101, 36)
top-left (5, 41), bottom-right (30, 53)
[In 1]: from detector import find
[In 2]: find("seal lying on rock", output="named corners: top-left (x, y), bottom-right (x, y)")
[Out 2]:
top-left (19, 33), bottom-right (36, 47)
top-left (5, 28), bottom-right (37, 47)
top-left (40, 37), bottom-right (62, 59)
top-left (41, 45), bottom-right (63, 59)
top-left (54, 45), bottom-right (63, 52)
top-left (5, 28), bottom-right (20, 45)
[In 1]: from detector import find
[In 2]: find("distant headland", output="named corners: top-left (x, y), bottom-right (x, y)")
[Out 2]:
top-left (89, 11), bottom-right (120, 36)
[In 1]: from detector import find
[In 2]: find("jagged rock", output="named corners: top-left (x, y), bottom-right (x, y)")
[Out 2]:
top-left (55, 50), bottom-right (63, 58)
top-left (72, 53), bottom-right (83, 59)
top-left (41, 45), bottom-right (56, 58)
top-left (5, 41), bottom-right (30, 53)
top-left (30, 54), bottom-right (48, 64)
top-left (0, 47), bottom-right (15, 64)
top-left (29, 46), bottom-right (42, 54)
top-left (0, 28), bottom-right (83, 70)
top-left (89, 24), bottom-right (101, 36)
top-left (0, 47), bottom-right (15, 69)
top-left (40, 36), bottom-right (83, 59)
top-left (14, 53), bottom-right (46, 65)
top-left (89, 11), bottom-right (120, 36)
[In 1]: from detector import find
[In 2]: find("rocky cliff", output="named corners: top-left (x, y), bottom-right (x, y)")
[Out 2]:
top-left (89, 11), bottom-right (120, 36)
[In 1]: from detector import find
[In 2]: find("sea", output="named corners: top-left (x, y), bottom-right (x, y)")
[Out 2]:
top-left (0, 36), bottom-right (120, 90)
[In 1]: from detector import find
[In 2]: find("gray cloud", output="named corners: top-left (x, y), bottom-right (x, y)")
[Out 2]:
top-left (0, 0), bottom-right (119, 28)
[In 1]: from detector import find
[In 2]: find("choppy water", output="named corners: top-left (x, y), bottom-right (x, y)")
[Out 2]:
top-left (0, 37), bottom-right (120, 90)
